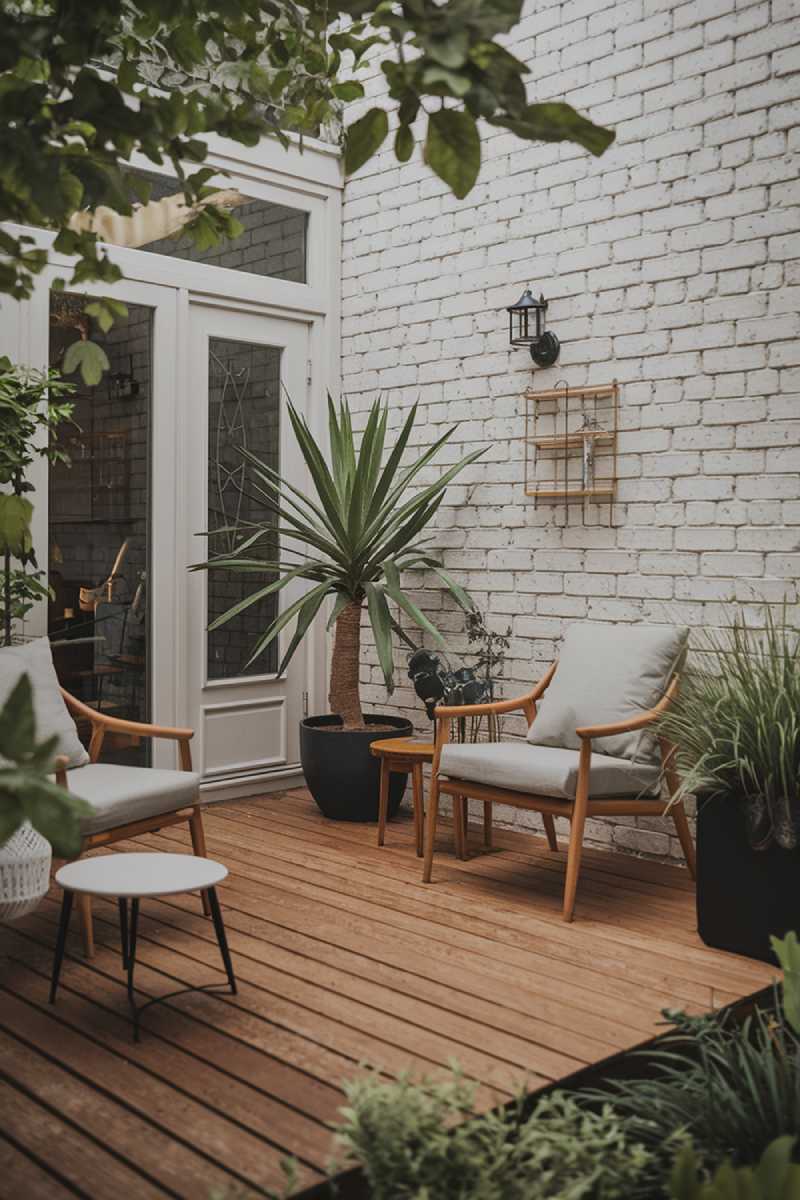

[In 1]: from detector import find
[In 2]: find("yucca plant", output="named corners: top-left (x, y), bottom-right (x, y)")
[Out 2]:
top-left (196, 396), bottom-right (483, 729)
top-left (660, 608), bottom-right (800, 851)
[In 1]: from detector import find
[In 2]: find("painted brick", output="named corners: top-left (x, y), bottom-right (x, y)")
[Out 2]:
top-left (340, 0), bottom-right (800, 870)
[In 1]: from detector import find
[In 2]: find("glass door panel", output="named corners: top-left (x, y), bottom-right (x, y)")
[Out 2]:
top-left (48, 293), bottom-right (152, 764)
top-left (207, 337), bottom-right (281, 679)
top-left (187, 305), bottom-right (309, 781)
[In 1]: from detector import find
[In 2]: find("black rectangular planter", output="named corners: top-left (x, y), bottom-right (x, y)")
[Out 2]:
top-left (290, 983), bottom-right (776, 1200)
top-left (696, 792), bottom-right (800, 964)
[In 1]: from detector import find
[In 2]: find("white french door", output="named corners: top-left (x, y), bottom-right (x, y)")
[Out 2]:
top-left (184, 304), bottom-right (310, 783)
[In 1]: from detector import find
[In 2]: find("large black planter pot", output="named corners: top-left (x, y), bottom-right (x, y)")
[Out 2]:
top-left (300, 714), bottom-right (414, 822)
top-left (696, 792), bottom-right (800, 964)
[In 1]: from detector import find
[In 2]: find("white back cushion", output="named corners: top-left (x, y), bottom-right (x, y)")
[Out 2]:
top-left (527, 622), bottom-right (688, 763)
top-left (0, 638), bottom-right (89, 768)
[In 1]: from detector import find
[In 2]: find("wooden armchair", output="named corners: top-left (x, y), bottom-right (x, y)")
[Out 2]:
top-left (58, 689), bottom-right (207, 957)
top-left (423, 629), bottom-right (696, 923)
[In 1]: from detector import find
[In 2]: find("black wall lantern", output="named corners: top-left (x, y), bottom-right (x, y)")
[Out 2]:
top-left (507, 287), bottom-right (560, 367)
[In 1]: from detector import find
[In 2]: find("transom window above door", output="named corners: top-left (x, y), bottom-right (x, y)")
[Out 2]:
top-left (133, 171), bottom-right (308, 284)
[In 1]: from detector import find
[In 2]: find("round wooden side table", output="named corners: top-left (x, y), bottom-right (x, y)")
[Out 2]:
top-left (370, 737), bottom-right (434, 856)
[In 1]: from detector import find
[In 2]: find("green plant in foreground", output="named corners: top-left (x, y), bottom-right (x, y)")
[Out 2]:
top-left (1, 0), bottom-right (614, 309)
top-left (0, 359), bottom-right (75, 645)
top-left (0, 674), bottom-right (91, 856)
top-left (334, 1068), bottom-right (653, 1200)
top-left (671, 1137), bottom-right (800, 1200)
top-left (588, 1002), bottom-right (800, 1191)
top-left (196, 396), bottom-right (483, 729)
top-left (772, 932), bottom-right (800, 1036)
top-left (659, 607), bottom-right (800, 850)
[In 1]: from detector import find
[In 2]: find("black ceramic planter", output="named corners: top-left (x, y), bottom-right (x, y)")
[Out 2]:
top-left (696, 792), bottom-right (800, 964)
top-left (300, 714), bottom-right (413, 822)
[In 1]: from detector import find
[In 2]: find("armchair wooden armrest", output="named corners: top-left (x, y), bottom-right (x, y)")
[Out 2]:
top-left (61, 688), bottom-right (193, 742)
top-left (433, 663), bottom-right (556, 722)
top-left (61, 687), bottom-right (195, 769)
top-left (574, 675), bottom-right (678, 740)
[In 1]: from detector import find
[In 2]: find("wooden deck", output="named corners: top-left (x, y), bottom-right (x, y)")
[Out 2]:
top-left (0, 789), bottom-right (775, 1198)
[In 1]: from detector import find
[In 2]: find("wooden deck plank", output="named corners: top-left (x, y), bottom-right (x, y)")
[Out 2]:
top-left (225, 795), bottom-right (771, 990)
top-left (0, 1134), bottom-right (82, 1200)
top-left (0, 986), bottom-right (310, 1197)
top-left (0, 790), bottom-right (775, 1200)
top-left (153, 810), bottom-right (757, 1005)
top-left (146, 817), bottom-right (758, 1018)
top-left (0, 1076), bottom-right (170, 1200)
top-left (0, 943), bottom-right (334, 1174)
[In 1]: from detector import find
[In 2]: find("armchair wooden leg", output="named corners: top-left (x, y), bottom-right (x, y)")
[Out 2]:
top-left (483, 801), bottom-right (492, 848)
top-left (563, 744), bottom-right (590, 922)
top-left (422, 778), bottom-right (440, 883)
top-left (562, 814), bottom-right (587, 923)
top-left (671, 801), bottom-right (696, 878)
top-left (189, 807), bottom-right (211, 916)
top-left (412, 763), bottom-right (424, 857)
top-left (78, 893), bottom-right (95, 959)
top-left (453, 794), bottom-right (466, 860)
top-left (543, 814), bottom-right (559, 852)
top-left (377, 759), bottom-right (390, 847)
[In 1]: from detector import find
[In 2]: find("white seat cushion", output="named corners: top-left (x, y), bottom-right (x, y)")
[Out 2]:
top-left (66, 763), bottom-right (201, 835)
top-left (528, 622), bottom-right (688, 764)
top-left (0, 638), bottom-right (89, 768)
top-left (439, 741), bottom-right (661, 801)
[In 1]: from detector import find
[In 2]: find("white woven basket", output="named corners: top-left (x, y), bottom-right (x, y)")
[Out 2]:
top-left (0, 821), bottom-right (52, 922)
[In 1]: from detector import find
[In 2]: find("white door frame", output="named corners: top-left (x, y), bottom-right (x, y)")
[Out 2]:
top-left (1, 134), bottom-right (341, 792)
top-left (184, 300), bottom-right (311, 791)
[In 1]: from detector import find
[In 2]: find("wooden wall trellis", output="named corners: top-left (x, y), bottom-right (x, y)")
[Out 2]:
top-left (524, 381), bottom-right (619, 525)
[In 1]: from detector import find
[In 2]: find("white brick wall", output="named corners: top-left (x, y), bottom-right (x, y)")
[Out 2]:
top-left (340, 0), bottom-right (800, 864)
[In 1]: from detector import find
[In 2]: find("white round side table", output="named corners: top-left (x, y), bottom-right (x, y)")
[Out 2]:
top-left (50, 852), bottom-right (237, 1041)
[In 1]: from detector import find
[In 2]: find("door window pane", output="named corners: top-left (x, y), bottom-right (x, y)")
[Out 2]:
top-left (207, 338), bottom-right (281, 680)
top-left (49, 294), bottom-right (151, 765)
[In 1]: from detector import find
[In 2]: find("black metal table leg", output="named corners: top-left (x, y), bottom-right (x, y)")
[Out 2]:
top-left (127, 896), bottom-right (141, 1041)
top-left (118, 897), bottom-right (129, 970)
top-left (49, 889), bottom-right (74, 1004)
top-left (206, 887), bottom-right (237, 994)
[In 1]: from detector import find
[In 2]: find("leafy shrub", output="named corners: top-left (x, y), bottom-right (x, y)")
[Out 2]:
top-left (334, 1068), bottom-right (653, 1200)
top-left (659, 608), bottom-right (800, 850)
top-left (671, 1136), bottom-right (800, 1200)
top-left (588, 1000), bottom-right (800, 1190)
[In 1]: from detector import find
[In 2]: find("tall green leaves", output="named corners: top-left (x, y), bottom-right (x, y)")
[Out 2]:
top-left (0, 674), bottom-right (91, 856)
top-left (0, 360), bottom-right (75, 644)
top-left (772, 932), bottom-right (800, 1036)
top-left (195, 395), bottom-right (483, 698)
top-left (659, 608), bottom-right (800, 851)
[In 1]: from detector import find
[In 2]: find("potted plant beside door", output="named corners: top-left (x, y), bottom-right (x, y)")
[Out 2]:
top-left (195, 396), bottom-right (482, 820)
top-left (660, 608), bottom-right (800, 963)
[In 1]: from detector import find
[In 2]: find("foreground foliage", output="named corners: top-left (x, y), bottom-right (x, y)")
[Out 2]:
top-left (0, 674), bottom-right (91, 857)
top-left (671, 1138), bottom-right (800, 1200)
top-left (335, 1070), bottom-right (652, 1200)
top-left (335, 942), bottom-right (800, 1198)
top-left (594, 1003), bottom-right (800, 1192)
top-left (1, 0), bottom-right (614, 306)
top-left (0, 359), bottom-right (75, 645)
top-left (659, 608), bottom-right (800, 851)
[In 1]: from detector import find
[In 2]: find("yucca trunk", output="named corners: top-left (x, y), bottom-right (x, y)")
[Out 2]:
top-left (329, 598), bottom-right (365, 729)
